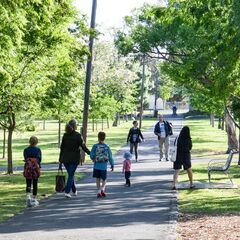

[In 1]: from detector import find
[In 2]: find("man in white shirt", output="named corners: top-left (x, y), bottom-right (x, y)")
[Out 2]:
top-left (154, 114), bottom-right (173, 161)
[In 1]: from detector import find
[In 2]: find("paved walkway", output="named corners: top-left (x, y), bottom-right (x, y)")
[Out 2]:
top-left (0, 115), bottom-right (183, 240)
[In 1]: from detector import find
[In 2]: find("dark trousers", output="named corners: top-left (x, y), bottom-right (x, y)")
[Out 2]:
top-left (64, 163), bottom-right (78, 194)
top-left (125, 171), bottom-right (131, 186)
top-left (130, 142), bottom-right (138, 160)
top-left (26, 178), bottom-right (38, 196)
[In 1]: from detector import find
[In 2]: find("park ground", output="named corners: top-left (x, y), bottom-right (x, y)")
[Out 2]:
top-left (0, 112), bottom-right (239, 239)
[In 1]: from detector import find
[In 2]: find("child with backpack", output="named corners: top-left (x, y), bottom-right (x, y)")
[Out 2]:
top-left (90, 132), bottom-right (114, 198)
top-left (23, 136), bottom-right (41, 207)
top-left (122, 152), bottom-right (132, 187)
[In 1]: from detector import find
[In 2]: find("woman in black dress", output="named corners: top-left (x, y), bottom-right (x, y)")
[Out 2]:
top-left (127, 120), bottom-right (144, 162)
top-left (172, 126), bottom-right (194, 190)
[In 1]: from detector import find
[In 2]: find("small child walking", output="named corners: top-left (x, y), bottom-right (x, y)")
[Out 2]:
top-left (122, 152), bottom-right (132, 187)
top-left (90, 132), bottom-right (114, 198)
top-left (23, 136), bottom-right (41, 207)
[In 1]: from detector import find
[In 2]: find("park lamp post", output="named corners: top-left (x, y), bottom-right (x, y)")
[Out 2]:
top-left (81, 0), bottom-right (97, 163)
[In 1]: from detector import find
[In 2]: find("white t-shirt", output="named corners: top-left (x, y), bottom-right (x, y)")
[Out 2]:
top-left (159, 122), bottom-right (166, 138)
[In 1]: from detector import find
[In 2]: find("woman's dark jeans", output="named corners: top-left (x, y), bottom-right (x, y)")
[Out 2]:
top-left (64, 163), bottom-right (78, 194)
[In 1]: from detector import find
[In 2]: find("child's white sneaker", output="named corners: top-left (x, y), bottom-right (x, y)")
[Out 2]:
top-left (65, 193), bottom-right (72, 198)
top-left (31, 199), bottom-right (39, 207)
top-left (26, 194), bottom-right (32, 207)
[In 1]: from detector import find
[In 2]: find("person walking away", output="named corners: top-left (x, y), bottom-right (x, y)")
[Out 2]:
top-left (23, 136), bottom-right (41, 207)
top-left (127, 120), bottom-right (144, 162)
top-left (59, 119), bottom-right (90, 198)
top-left (122, 152), bottom-right (132, 187)
top-left (172, 126), bottom-right (194, 190)
top-left (90, 132), bottom-right (114, 198)
top-left (172, 104), bottom-right (177, 116)
top-left (154, 114), bottom-right (173, 161)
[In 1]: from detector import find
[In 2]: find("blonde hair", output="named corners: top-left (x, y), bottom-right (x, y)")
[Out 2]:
top-left (29, 136), bottom-right (38, 146)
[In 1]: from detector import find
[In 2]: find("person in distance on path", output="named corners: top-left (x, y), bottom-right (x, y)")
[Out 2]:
top-left (154, 114), bottom-right (173, 161)
top-left (127, 120), bottom-right (144, 162)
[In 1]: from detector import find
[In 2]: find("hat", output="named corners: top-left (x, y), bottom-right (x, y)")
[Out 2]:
top-left (124, 152), bottom-right (132, 160)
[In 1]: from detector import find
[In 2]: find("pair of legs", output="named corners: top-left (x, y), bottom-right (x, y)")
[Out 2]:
top-left (96, 178), bottom-right (106, 196)
top-left (93, 169), bottom-right (107, 197)
top-left (130, 142), bottom-right (138, 161)
top-left (26, 178), bottom-right (39, 207)
top-left (173, 167), bottom-right (194, 189)
top-left (64, 163), bottom-right (78, 194)
top-left (158, 136), bottom-right (170, 160)
top-left (125, 171), bottom-right (131, 186)
top-left (26, 178), bottom-right (38, 196)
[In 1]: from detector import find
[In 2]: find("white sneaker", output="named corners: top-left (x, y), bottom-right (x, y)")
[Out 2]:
top-left (26, 197), bottom-right (32, 208)
top-left (31, 199), bottom-right (39, 207)
top-left (72, 191), bottom-right (77, 196)
top-left (65, 193), bottom-right (72, 198)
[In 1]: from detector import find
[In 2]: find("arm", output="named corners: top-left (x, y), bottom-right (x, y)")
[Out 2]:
top-left (108, 147), bottom-right (114, 170)
top-left (127, 128), bottom-right (131, 142)
top-left (23, 149), bottom-right (27, 162)
top-left (37, 148), bottom-right (42, 168)
top-left (79, 134), bottom-right (91, 154)
top-left (90, 145), bottom-right (96, 161)
top-left (122, 161), bottom-right (125, 173)
top-left (139, 129), bottom-right (144, 140)
top-left (154, 123), bottom-right (160, 136)
top-left (59, 135), bottom-right (65, 163)
top-left (189, 139), bottom-right (192, 151)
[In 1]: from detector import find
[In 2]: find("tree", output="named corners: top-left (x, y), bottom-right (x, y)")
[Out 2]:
top-left (90, 42), bottom-right (139, 126)
top-left (115, 0), bottom-right (240, 149)
top-left (0, 1), bottom-right (88, 173)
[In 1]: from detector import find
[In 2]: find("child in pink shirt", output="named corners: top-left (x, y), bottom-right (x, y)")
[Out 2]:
top-left (122, 152), bottom-right (132, 187)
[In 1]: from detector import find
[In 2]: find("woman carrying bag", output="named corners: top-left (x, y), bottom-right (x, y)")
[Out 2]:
top-left (59, 119), bottom-right (90, 198)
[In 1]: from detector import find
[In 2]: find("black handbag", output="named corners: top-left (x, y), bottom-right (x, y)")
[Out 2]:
top-left (55, 165), bottom-right (65, 193)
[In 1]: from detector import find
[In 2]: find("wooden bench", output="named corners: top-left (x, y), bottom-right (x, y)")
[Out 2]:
top-left (208, 151), bottom-right (237, 185)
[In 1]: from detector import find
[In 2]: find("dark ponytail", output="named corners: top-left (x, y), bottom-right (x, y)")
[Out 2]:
top-left (65, 124), bottom-right (74, 134)
top-left (65, 119), bottom-right (78, 134)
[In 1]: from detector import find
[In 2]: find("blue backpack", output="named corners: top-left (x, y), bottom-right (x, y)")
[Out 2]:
top-left (95, 144), bottom-right (109, 162)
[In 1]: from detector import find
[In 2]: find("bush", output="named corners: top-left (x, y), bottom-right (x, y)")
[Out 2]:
top-left (25, 124), bottom-right (35, 131)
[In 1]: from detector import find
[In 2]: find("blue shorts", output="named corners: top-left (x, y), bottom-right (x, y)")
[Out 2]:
top-left (93, 169), bottom-right (107, 180)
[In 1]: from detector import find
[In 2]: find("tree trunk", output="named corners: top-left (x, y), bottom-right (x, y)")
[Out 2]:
top-left (238, 121), bottom-right (240, 165)
top-left (112, 113), bottom-right (119, 127)
top-left (2, 128), bottom-right (6, 159)
top-left (225, 112), bottom-right (238, 153)
top-left (102, 118), bottom-right (104, 130)
top-left (107, 118), bottom-right (109, 128)
top-left (58, 118), bottom-right (61, 148)
top-left (96, 119), bottom-right (98, 131)
top-left (221, 116), bottom-right (225, 130)
top-left (7, 128), bottom-right (13, 174)
top-left (210, 114), bottom-right (214, 127)
top-left (238, 120), bottom-right (240, 165)
top-left (92, 119), bottom-right (94, 132)
top-left (218, 118), bottom-right (221, 129)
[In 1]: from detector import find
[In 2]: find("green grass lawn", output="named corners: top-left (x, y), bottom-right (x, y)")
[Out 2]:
top-left (178, 117), bottom-right (240, 214)
top-left (0, 171), bottom-right (84, 222)
top-left (0, 118), bottom-right (157, 222)
top-left (0, 118), bottom-right (157, 168)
